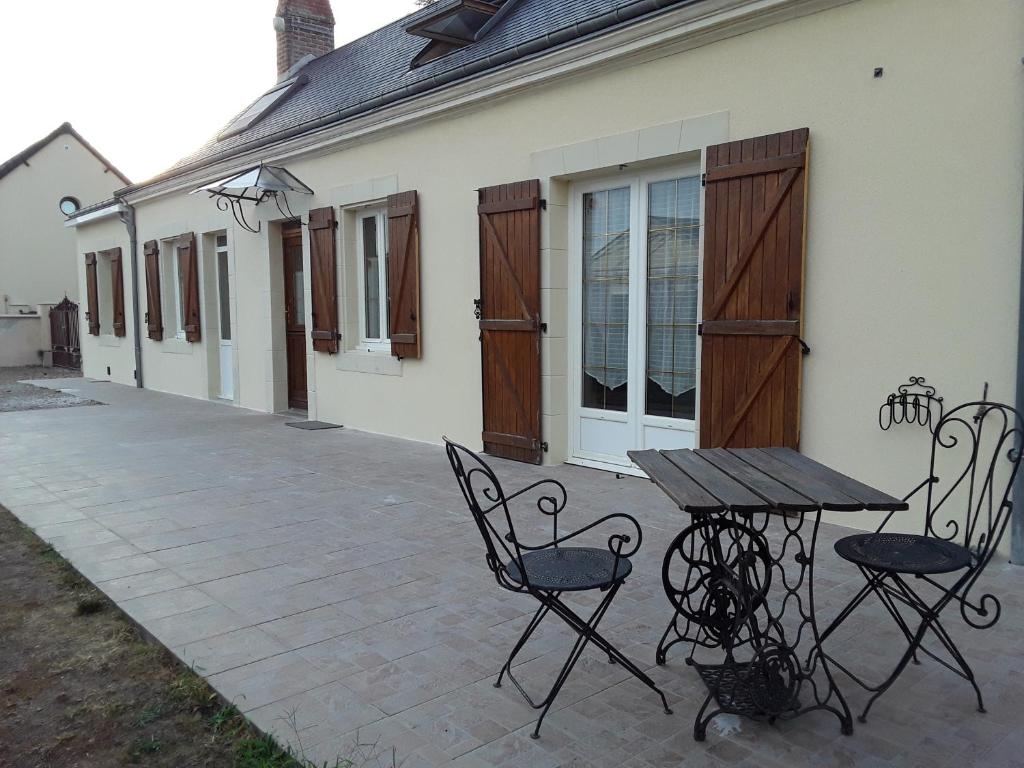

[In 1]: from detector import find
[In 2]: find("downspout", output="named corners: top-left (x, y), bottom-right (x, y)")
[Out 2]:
top-left (118, 200), bottom-right (144, 389)
top-left (1013, 168), bottom-right (1024, 564)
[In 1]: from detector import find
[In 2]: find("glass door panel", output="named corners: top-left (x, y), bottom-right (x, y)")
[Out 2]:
top-left (645, 177), bottom-right (700, 420)
top-left (581, 186), bottom-right (631, 412)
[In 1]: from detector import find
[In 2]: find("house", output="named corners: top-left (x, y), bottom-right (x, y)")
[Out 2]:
top-left (67, 0), bottom-right (1023, 546)
top-left (0, 123), bottom-right (129, 365)
top-left (0, 122), bottom-right (129, 314)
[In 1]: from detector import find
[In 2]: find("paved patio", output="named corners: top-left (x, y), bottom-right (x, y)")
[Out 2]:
top-left (2, 378), bottom-right (1023, 767)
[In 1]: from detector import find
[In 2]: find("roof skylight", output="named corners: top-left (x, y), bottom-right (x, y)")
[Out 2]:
top-left (406, 0), bottom-right (512, 68)
top-left (217, 74), bottom-right (308, 141)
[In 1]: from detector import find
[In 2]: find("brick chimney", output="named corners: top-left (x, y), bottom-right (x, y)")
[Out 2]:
top-left (274, 0), bottom-right (335, 78)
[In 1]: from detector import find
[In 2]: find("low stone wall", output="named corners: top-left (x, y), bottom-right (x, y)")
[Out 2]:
top-left (0, 310), bottom-right (52, 367)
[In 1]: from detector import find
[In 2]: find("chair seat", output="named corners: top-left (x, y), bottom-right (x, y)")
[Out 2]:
top-left (834, 532), bottom-right (973, 575)
top-left (506, 547), bottom-right (632, 591)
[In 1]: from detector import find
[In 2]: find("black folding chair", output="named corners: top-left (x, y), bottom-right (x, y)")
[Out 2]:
top-left (443, 438), bottom-right (672, 738)
top-left (820, 401), bottom-right (1023, 722)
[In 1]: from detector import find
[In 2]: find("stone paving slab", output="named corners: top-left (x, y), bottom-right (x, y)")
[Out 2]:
top-left (2, 378), bottom-right (1023, 766)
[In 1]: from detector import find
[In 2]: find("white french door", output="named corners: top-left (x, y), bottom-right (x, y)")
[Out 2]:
top-left (568, 165), bottom-right (702, 471)
top-left (215, 235), bottom-right (234, 401)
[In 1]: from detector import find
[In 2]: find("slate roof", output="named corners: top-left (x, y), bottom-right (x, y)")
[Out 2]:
top-left (134, 0), bottom-right (691, 192)
top-left (0, 122), bottom-right (131, 186)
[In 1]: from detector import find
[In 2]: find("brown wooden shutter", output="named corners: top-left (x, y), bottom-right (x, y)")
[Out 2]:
top-left (477, 179), bottom-right (543, 464)
top-left (143, 240), bottom-right (163, 341)
top-left (180, 233), bottom-right (201, 343)
top-left (386, 191), bottom-right (421, 359)
top-left (699, 128), bottom-right (809, 449)
top-left (107, 247), bottom-right (126, 337)
top-left (84, 252), bottom-right (100, 336)
top-left (308, 206), bottom-right (339, 353)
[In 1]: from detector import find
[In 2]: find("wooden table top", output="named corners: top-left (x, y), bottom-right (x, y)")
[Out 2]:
top-left (628, 447), bottom-right (908, 515)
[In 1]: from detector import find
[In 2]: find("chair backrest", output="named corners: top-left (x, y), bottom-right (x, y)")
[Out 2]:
top-left (443, 437), bottom-right (527, 588)
top-left (925, 401), bottom-right (1024, 568)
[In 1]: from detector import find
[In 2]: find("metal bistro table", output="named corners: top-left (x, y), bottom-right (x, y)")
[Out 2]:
top-left (628, 447), bottom-right (908, 740)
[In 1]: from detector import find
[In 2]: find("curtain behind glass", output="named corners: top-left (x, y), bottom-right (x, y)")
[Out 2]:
top-left (582, 187), bottom-right (630, 410)
top-left (646, 177), bottom-right (700, 418)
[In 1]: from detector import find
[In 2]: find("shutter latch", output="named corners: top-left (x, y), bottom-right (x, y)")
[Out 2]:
top-left (697, 322), bottom-right (703, 336)
top-left (473, 299), bottom-right (482, 320)
top-left (798, 338), bottom-right (811, 355)
top-left (540, 199), bottom-right (547, 210)
top-left (701, 173), bottom-right (707, 187)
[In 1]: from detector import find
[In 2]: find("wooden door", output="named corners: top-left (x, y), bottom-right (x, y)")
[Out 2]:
top-left (282, 223), bottom-right (308, 410)
top-left (699, 128), bottom-right (810, 448)
top-left (477, 180), bottom-right (543, 464)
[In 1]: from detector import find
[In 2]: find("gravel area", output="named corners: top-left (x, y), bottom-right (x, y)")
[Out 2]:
top-left (0, 366), bottom-right (100, 413)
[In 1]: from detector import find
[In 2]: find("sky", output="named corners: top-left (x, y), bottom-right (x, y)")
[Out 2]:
top-left (0, 1), bottom-right (421, 184)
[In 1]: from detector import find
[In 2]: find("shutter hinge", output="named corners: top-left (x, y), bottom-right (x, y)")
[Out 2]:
top-left (539, 321), bottom-right (547, 333)
top-left (701, 173), bottom-right (707, 188)
top-left (540, 199), bottom-right (547, 210)
top-left (697, 322), bottom-right (703, 336)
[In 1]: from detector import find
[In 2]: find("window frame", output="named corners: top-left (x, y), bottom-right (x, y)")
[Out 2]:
top-left (160, 236), bottom-right (189, 340)
top-left (215, 234), bottom-right (231, 343)
top-left (96, 251), bottom-right (114, 336)
top-left (354, 206), bottom-right (390, 353)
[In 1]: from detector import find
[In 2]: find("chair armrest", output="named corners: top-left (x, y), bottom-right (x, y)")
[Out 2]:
top-left (875, 476), bottom-right (938, 533)
top-left (514, 512), bottom-right (643, 558)
top-left (502, 478), bottom-right (567, 515)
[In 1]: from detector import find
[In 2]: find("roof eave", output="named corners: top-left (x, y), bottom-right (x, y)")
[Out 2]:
top-left (0, 122), bottom-right (131, 187)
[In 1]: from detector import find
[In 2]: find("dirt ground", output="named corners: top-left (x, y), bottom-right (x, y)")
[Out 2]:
top-left (0, 366), bottom-right (99, 413)
top-left (0, 505), bottom-right (329, 768)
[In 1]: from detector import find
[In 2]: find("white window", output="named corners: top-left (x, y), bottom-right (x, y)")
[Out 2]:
top-left (355, 207), bottom-right (390, 351)
top-left (161, 236), bottom-right (189, 339)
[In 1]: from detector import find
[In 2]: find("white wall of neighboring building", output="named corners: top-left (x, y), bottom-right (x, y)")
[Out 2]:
top-left (73, 0), bottom-right (1024, 546)
top-left (0, 134), bottom-right (123, 312)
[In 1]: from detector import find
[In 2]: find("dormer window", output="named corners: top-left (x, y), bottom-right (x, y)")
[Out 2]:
top-left (406, 0), bottom-right (510, 68)
top-left (217, 74), bottom-right (308, 140)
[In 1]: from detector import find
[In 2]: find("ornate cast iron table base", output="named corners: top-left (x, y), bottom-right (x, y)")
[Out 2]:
top-left (656, 510), bottom-right (853, 741)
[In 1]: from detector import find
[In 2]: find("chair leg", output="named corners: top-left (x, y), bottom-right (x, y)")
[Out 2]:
top-left (817, 572), bottom-right (882, 647)
top-left (859, 620), bottom-right (929, 722)
top-left (924, 615), bottom-right (986, 712)
top-left (544, 591), bottom-right (674, 717)
top-left (525, 586), bottom-right (619, 739)
top-left (868, 571), bottom-right (923, 665)
top-left (495, 600), bottom-right (553, 689)
top-left (498, 584), bottom-right (671, 739)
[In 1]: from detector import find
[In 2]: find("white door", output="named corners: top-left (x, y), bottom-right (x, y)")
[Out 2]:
top-left (569, 166), bottom-right (702, 471)
top-left (216, 235), bottom-right (234, 401)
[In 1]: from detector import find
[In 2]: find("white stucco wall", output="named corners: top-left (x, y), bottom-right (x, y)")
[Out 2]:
top-left (73, 0), bottom-right (1023, 545)
top-left (0, 135), bottom-right (123, 312)
top-left (76, 216), bottom-right (135, 385)
top-left (0, 314), bottom-right (49, 366)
